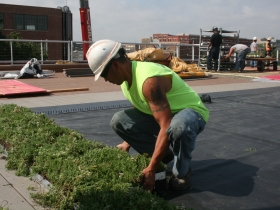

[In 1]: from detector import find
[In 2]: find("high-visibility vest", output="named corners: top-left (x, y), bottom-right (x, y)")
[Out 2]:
top-left (266, 42), bottom-right (272, 51)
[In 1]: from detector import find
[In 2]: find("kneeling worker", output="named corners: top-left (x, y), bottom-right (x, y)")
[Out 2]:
top-left (86, 39), bottom-right (209, 192)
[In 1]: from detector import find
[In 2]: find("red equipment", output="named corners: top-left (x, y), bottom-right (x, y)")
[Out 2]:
top-left (79, 0), bottom-right (92, 60)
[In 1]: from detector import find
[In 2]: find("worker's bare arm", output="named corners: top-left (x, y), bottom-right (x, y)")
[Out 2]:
top-left (140, 75), bottom-right (172, 191)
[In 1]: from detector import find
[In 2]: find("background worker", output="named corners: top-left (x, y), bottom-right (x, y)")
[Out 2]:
top-left (207, 26), bottom-right (222, 71)
top-left (222, 44), bottom-right (250, 72)
top-left (15, 58), bottom-right (47, 79)
top-left (265, 37), bottom-right (275, 57)
top-left (87, 39), bottom-right (209, 192)
top-left (250, 37), bottom-right (258, 67)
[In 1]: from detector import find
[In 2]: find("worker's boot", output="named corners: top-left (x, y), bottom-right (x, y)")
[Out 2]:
top-left (169, 167), bottom-right (192, 191)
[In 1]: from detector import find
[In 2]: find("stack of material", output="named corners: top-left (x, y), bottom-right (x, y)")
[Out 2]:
top-left (165, 57), bottom-right (210, 79)
top-left (178, 65), bottom-right (208, 79)
top-left (127, 48), bottom-right (210, 79)
top-left (0, 80), bottom-right (48, 96)
top-left (127, 47), bottom-right (165, 62)
top-left (63, 68), bottom-right (94, 77)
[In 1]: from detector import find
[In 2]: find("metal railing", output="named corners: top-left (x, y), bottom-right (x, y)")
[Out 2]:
top-left (0, 39), bottom-right (200, 65)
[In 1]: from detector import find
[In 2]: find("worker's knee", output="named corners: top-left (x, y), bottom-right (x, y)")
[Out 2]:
top-left (167, 109), bottom-right (206, 141)
top-left (167, 121), bottom-right (184, 140)
top-left (110, 111), bottom-right (125, 130)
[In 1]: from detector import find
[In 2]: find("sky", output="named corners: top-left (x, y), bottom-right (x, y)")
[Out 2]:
top-left (1, 0), bottom-right (280, 43)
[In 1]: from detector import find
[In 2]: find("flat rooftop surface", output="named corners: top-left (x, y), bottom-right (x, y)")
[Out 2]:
top-left (1, 69), bottom-right (280, 210)
top-left (46, 86), bottom-right (280, 210)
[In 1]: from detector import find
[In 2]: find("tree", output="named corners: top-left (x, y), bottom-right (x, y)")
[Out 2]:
top-left (0, 31), bottom-right (48, 61)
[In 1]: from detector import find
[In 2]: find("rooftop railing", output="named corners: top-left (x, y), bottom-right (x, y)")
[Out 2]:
top-left (0, 39), bottom-right (200, 65)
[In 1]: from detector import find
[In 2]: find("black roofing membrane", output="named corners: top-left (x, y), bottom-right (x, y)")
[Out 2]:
top-left (46, 87), bottom-right (280, 210)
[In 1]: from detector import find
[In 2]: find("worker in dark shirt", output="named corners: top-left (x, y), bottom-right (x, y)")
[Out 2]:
top-left (207, 26), bottom-right (222, 71)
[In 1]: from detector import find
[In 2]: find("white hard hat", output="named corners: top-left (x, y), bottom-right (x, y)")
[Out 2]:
top-left (212, 26), bottom-right (218, 31)
top-left (267, 37), bottom-right (272, 41)
top-left (253, 37), bottom-right (257, 40)
top-left (86, 39), bottom-right (122, 81)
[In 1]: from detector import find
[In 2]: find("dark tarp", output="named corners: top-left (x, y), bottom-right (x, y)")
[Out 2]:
top-left (47, 86), bottom-right (280, 210)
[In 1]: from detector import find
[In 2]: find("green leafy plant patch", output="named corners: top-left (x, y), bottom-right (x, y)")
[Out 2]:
top-left (0, 104), bottom-right (190, 210)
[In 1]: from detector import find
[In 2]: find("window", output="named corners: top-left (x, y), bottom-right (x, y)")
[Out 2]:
top-left (13, 14), bottom-right (48, 31)
top-left (14, 14), bottom-right (25, 30)
top-left (0, 13), bottom-right (3, 29)
top-left (37, 16), bottom-right (47, 31)
top-left (25, 15), bottom-right (36, 30)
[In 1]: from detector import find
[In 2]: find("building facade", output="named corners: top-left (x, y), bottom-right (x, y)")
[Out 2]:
top-left (152, 33), bottom-right (200, 60)
top-left (0, 3), bottom-right (72, 60)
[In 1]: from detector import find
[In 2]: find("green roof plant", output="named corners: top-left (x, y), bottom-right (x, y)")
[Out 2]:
top-left (0, 104), bottom-right (191, 210)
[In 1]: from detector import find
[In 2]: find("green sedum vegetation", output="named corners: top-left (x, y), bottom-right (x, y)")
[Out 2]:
top-left (0, 104), bottom-right (191, 210)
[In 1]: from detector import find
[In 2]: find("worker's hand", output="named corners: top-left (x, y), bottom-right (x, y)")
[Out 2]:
top-left (139, 167), bottom-right (155, 192)
top-left (220, 57), bottom-right (226, 62)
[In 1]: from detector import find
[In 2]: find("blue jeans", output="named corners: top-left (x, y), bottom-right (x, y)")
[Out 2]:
top-left (207, 47), bottom-right (220, 70)
top-left (250, 52), bottom-right (257, 67)
top-left (235, 48), bottom-right (251, 71)
top-left (110, 108), bottom-right (206, 178)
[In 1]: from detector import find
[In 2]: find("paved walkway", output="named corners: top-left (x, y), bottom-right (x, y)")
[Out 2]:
top-left (1, 71), bottom-right (280, 114)
top-left (0, 69), bottom-right (280, 210)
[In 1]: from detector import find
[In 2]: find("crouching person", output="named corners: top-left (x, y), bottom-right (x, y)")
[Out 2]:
top-left (87, 39), bottom-right (209, 191)
top-left (16, 58), bottom-right (47, 79)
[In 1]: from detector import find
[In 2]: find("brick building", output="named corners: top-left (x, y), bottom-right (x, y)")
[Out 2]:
top-left (0, 3), bottom-right (72, 60)
top-left (152, 33), bottom-right (199, 60)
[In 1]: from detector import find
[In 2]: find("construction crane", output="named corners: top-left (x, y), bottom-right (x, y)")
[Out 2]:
top-left (79, 0), bottom-right (92, 60)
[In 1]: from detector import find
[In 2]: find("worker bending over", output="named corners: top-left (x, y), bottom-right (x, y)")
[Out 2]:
top-left (222, 44), bottom-right (250, 72)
